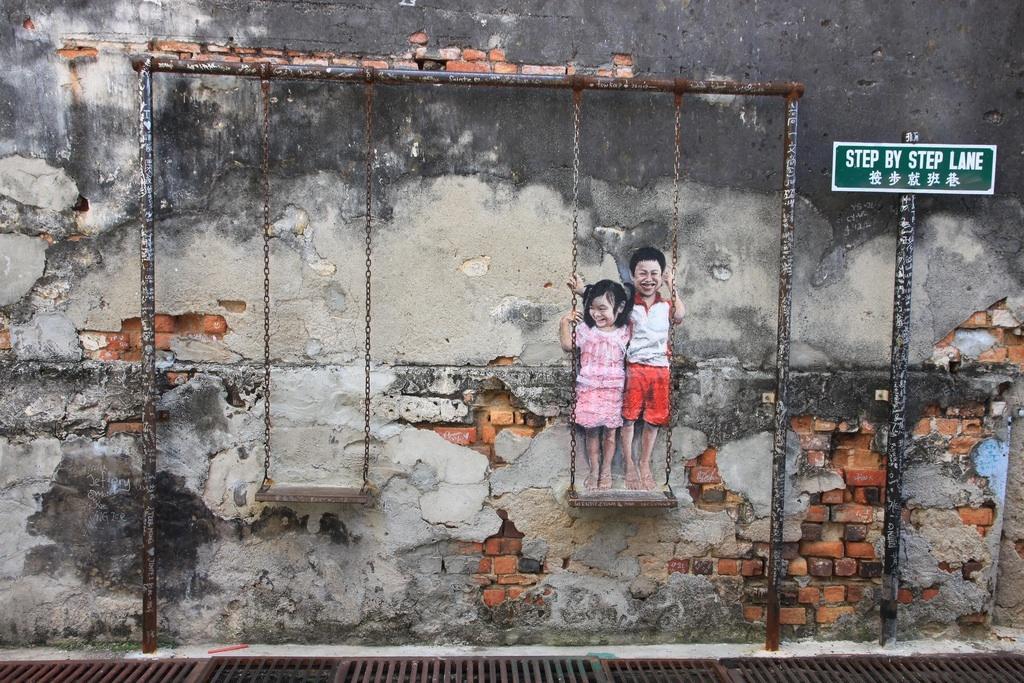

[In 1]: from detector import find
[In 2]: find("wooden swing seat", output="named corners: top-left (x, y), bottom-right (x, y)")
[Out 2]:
top-left (254, 484), bottom-right (371, 505)
top-left (567, 489), bottom-right (677, 508)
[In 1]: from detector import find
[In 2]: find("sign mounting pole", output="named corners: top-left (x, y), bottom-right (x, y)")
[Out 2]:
top-left (880, 131), bottom-right (918, 645)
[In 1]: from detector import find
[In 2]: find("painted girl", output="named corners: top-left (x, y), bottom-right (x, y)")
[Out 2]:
top-left (559, 279), bottom-right (633, 489)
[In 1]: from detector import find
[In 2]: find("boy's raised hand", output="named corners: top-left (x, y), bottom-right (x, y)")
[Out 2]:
top-left (566, 274), bottom-right (585, 296)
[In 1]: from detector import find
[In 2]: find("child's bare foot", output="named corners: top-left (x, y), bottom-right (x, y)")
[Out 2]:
top-left (641, 471), bottom-right (657, 490)
top-left (584, 475), bottom-right (597, 490)
top-left (598, 470), bottom-right (612, 490)
top-left (625, 468), bottom-right (642, 490)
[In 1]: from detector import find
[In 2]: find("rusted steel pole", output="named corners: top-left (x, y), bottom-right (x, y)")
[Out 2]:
top-left (765, 92), bottom-right (800, 652)
top-left (137, 58), bottom-right (158, 654)
top-left (131, 56), bottom-right (803, 98)
top-left (881, 131), bottom-right (919, 646)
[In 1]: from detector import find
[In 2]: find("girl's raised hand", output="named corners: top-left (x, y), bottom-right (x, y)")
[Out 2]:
top-left (566, 274), bottom-right (585, 296)
top-left (561, 310), bottom-right (583, 324)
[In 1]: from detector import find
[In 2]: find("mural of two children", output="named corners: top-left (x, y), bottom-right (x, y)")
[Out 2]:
top-left (559, 247), bottom-right (686, 492)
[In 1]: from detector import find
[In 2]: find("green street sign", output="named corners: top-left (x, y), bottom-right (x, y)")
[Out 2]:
top-left (832, 142), bottom-right (996, 194)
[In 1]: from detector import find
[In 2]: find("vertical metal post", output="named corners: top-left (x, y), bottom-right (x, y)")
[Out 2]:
top-left (765, 92), bottom-right (799, 651)
top-left (137, 58), bottom-right (158, 654)
top-left (880, 131), bottom-right (919, 646)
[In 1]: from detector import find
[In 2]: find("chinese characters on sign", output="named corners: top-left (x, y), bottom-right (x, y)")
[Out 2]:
top-left (832, 142), bottom-right (996, 194)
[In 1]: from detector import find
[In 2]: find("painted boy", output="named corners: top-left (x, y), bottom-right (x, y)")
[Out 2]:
top-left (620, 247), bottom-right (685, 489)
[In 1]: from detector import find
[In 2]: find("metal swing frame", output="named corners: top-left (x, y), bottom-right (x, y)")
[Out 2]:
top-left (134, 55), bottom-right (802, 653)
top-left (251, 74), bottom-right (376, 507)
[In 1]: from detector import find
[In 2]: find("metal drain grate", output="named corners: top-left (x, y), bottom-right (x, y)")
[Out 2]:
top-left (203, 657), bottom-right (336, 683)
top-left (604, 658), bottom-right (729, 683)
top-left (336, 658), bottom-right (605, 683)
top-left (0, 658), bottom-right (200, 682)
top-left (723, 653), bottom-right (1024, 682)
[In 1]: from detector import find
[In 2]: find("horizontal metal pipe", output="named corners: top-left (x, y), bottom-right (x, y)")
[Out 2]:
top-left (132, 56), bottom-right (804, 98)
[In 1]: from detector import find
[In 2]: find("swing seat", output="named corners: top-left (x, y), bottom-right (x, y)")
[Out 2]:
top-left (567, 489), bottom-right (677, 508)
top-left (254, 483), bottom-right (372, 505)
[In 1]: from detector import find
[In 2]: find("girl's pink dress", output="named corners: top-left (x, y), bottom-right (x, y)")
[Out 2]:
top-left (574, 323), bottom-right (631, 428)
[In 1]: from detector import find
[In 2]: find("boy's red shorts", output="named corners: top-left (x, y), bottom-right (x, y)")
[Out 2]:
top-left (621, 363), bottom-right (670, 426)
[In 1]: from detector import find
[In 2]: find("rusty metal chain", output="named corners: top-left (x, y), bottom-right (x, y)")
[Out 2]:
top-left (665, 92), bottom-right (682, 488)
top-left (568, 89), bottom-right (582, 495)
top-left (362, 76), bottom-right (375, 492)
top-left (260, 76), bottom-right (272, 489)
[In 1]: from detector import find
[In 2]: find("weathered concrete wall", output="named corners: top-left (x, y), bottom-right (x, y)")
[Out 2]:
top-left (1, 0), bottom-right (1023, 645)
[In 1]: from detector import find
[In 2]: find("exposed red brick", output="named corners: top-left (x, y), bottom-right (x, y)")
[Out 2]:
top-left (456, 541), bottom-right (484, 554)
top-left (499, 538), bottom-right (522, 554)
top-left (477, 557), bottom-right (491, 574)
top-left (291, 56), bottom-right (330, 66)
top-left (331, 56), bottom-right (360, 66)
top-left (949, 435), bottom-right (980, 454)
top-left (787, 557), bottom-right (808, 576)
top-left (960, 311), bottom-right (990, 328)
top-left (446, 59), bottom-right (490, 73)
top-left (897, 588), bottom-right (913, 604)
top-left (832, 503), bottom-right (874, 524)
top-left (433, 426), bottom-right (477, 446)
top-left (798, 587), bottom-right (819, 604)
top-left (741, 559), bottom-right (763, 577)
top-left (816, 605), bottom-right (854, 624)
top-left (845, 542), bottom-right (876, 559)
top-left (362, 59), bottom-right (389, 69)
top-left (822, 585), bottom-right (845, 603)
top-left (482, 588), bottom-right (505, 607)
top-left (847, 585), bottom-right (866, 602)
top-left (0, 330), bottom-right (10, 350)
top-left (408, 31), bottom-right (429, 45)
top-left (808, 558), bottom-right (833, 577)
top-left (689, 466), bottom-right (721, 484)
top-left (155, 332), bottom-right (174, 351)
top-left (934, 417), bottom-right (960, 436)
top-left (845, 468), bottom-right (885, 487)
top-left (614, 66), bottom-right (634, 78)
top-left (717, 559), bottom-right (738, 575)
top-left (805, 505), bottom-right (829, 523)
top-left (1008, 346), bottom-right (1024, 364)
top-left (958, 506), bottom-right (994, 526)
top-left (779, 607), bottom-right (806, 625)
top-left (151, 39), bottom-right (202, 53)
top-left (470, 574), bottom-right (491, 586)
top-left (612, 53), bottom-right (633, 66)
top-left (667, 558), bottom-right (689, 574)
top-left (483, 538), bottom-right (502, 556)
top-left (201, 315), bottom-right (227, 335)
top-left (800, 433), bottom-right (831, 450)
top-left (57, 46), bottom-right (98, 59)
top-left (922, 587), bottom-right (940, 601)
top-left (166, 372), bottom-right (190, 386)
top-left (814, 418), bottom-right (838, 432)
top-left (488, 48), bottom-right (506, 62)
top-left (800, 541), bottom-right (844, 558)
top-left (497, 573), bottom-right (537, 586)
top-left (913, 419), bottom-right (932, 437)
top-left (493, 555), bottom-right (518, 575)
top-left (107, 421), bottom-right (143, 435)
top-left (821, 489), bottom-right (845, 504)
top-left (522, 64), bottom-right (567, 75)
top-left (493, 62), bottom-right (519, 74)
top-left (462, 48), bottom-right (487, 61)
top-left (790, 415), bottom-right (814, 433)
top-left (743, 605), bottom-right (763, 622)
top-left (834, 558), bottom-right (858, 577)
